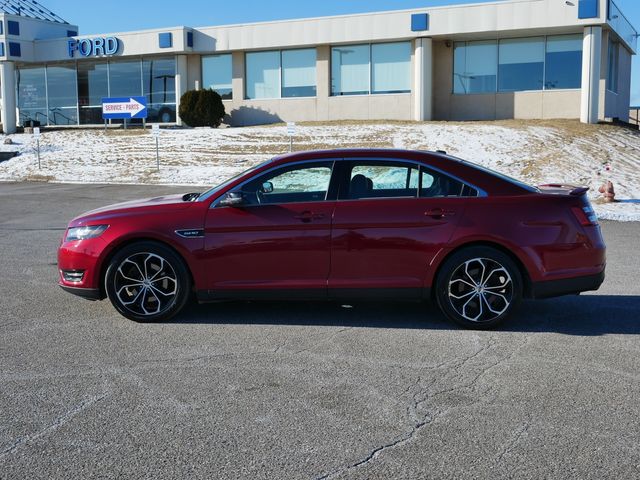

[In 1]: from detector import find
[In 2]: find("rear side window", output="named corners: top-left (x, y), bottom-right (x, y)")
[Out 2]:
top-left (420, 166), bottom-right (471, 198)
top-left (342, 161), bottom-right (420, 199)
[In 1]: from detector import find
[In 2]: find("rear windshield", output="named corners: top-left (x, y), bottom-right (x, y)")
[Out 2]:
top-left (460, 160), bottom-right (539, 193)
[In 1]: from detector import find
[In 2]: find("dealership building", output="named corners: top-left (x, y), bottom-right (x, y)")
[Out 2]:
top-left (0, 0), bottom-right (636, 133)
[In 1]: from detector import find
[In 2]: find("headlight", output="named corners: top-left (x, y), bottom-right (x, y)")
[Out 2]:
top-left (65, 225), bottom-right (109, 242)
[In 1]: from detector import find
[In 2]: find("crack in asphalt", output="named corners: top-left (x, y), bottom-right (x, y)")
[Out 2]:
top-left (315, 334), bottom-right (530, 479)
top-left (292, 327), bottom-right (353, 356)
top-left (494, 419), bottom-right (531, 464)
top-left (0, 392), bottom-right (110, 461)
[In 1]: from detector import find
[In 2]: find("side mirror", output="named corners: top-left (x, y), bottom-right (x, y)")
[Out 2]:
top-left (261, 181), bottom-right (274, 194)
top-left (218, 191), bottom-right (245, 207)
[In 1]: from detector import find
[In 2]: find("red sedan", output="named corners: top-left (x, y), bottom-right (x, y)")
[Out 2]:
top-left (58, 149), bottom-right (605, 329)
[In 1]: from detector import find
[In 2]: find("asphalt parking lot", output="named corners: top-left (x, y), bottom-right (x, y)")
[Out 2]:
top-left (1, 182), bottom-right (639, 480)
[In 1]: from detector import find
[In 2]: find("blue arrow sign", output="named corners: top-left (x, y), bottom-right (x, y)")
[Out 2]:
top-left (102, 96), bottom-right (147, 119)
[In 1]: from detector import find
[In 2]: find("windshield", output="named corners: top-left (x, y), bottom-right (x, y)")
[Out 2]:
top-left (198, 160), bottom-right (272, 201)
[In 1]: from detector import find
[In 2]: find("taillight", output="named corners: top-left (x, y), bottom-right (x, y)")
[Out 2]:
top-left (572, 206), bottom-right (598, 226)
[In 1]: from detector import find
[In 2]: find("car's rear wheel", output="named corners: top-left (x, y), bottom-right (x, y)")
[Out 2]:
top-left (105, 242), bottom-right (191, 322)
top-left (435, 246), bottom-right (522, 329)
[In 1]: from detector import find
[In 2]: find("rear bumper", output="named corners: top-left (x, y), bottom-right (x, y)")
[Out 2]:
top-left (59, 284), bottom-right (102, 301)
top-left (531, 271), bottom-right (605, 299)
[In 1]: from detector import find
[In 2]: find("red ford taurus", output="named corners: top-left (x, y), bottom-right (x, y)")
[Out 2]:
top-left (58, 149), bottom-right (605, 328)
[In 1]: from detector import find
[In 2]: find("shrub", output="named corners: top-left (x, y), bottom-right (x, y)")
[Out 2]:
top-left (179, 89), bottom-right (226, 127)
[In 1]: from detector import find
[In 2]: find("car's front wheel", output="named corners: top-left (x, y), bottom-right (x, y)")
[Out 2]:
top-left (435, 246), bottom-right (522, 329)
top-left (105, 241), bottom-right (191, 322)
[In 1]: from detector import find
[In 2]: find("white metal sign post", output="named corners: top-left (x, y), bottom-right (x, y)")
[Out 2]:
top-left (287, 122), bottom-right (296, 152)
top-left (33, 127), bottom-right (41, 169)
top-left (151, 124), bottom-right (161, 170)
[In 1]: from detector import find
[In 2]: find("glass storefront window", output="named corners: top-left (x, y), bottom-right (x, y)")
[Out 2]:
top-left (108, 60), bottom-right (142, 98)
top-left (202, 54), bottom-right (232, 99)
top-left (143, 57), bottom-right (176, 123)
top-left (331, 44), bottom-right (369, 96)
top-left (47, 65), bottom-right (78, 125)
top-left (78, 62), bottom-right (108, 124)
top-left (281, 49), bottom-right (316, 98)
top-left (246, 51), bottom-right (281, 99)
top-left (453, 41), bottom-right (497, 94)
top-left (371, 42), bottom-right (411, 94)
top-left (545, 35), bottom-right (583, 89)
top-left (108, 60), bottom-right (143, 124)
top-left (17, 66), bottom-right (47, 126)
top-left (498, 37), bottom-right (545, 92)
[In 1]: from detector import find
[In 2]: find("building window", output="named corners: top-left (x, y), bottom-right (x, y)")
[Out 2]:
top-left (607, 41), bottom-right (619, 93)
top-left (202, 54), bottom-right (232, 99)
top-left (143, 57), bottom-right (176, 123)
top-left (109, 60), bottom-right (142, 98)
top-left (331, 42), bottom-right (411, 96)
top-left (454, 35), bottom-right (584, 94)
top-left (281, 49), bottom-right (316, 98)
top-left (246, 51), bottom-right (281, 99)
top-left (7, 20), bottom-right (19, 36)
top-left (17, 66), bottom-right (47, 126)
top-left (78, 61), bottom-right (109, 124)
top-left (47, 65), bottom-right (78, 125)
top-left (453, 41), bottom-right (497, 94)
top-left (498, 37), bottom-right (544, 92)
top-left (545, 34), bottom-right (583, 89)
top-left (371, 42), bottom-right (411, 94)
top-left (331, 44), bottom-right (370, 96)
top-left (246, 49), bottom-right (317, 99)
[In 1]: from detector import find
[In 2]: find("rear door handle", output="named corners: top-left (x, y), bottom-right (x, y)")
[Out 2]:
top-left (294, 211), bottom-right (325, 222)
top-left (425, 208), bottom-right (456, 219)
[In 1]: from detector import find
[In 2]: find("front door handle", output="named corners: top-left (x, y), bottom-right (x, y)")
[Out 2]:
top-left (294, 211), bottom-right (325, 223)
top-left (425, 208), bottom-right (456, 219)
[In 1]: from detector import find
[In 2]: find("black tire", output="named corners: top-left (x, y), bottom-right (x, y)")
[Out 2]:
top-left (105, 241), bottom-right (192, 322)
top-left (434, 246), bottom-right (523, 329)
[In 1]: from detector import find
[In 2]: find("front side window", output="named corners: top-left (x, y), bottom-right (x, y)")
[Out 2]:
top-left (453, 41), bottom-right (497, 94)
top-left (237, 162), bottom-right (334, 205)
top-left (498, 37), bottom-right (544, 92)
top-left (202, 54), bottom-right (232, 99)
top-left (545, 34), bottom-right (583, 89)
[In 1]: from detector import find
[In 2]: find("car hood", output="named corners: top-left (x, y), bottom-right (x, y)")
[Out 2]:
top-left (71, 193), bottom-right (194, 224)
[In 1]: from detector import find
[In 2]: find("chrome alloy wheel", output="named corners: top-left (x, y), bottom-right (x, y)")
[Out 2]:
top-left (447, 258), bottom-right (513, 323)
top-left (113, 252), bottom-right (178, 317)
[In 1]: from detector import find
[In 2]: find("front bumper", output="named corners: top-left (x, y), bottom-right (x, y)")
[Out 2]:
top-left (59, 284), bottom-right (102, 301)
top-left (531, 270), bottom-right (605, 299)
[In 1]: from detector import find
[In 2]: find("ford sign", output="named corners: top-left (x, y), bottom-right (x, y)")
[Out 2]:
top-left (68, 37), bottom-right (120, 58)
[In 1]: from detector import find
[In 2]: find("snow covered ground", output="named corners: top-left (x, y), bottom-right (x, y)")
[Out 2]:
top-left (0, 120), bottom-right (639, 221)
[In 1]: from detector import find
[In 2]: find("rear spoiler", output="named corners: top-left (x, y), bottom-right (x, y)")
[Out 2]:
top-left (538, 184), bottom-right (590, 197)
